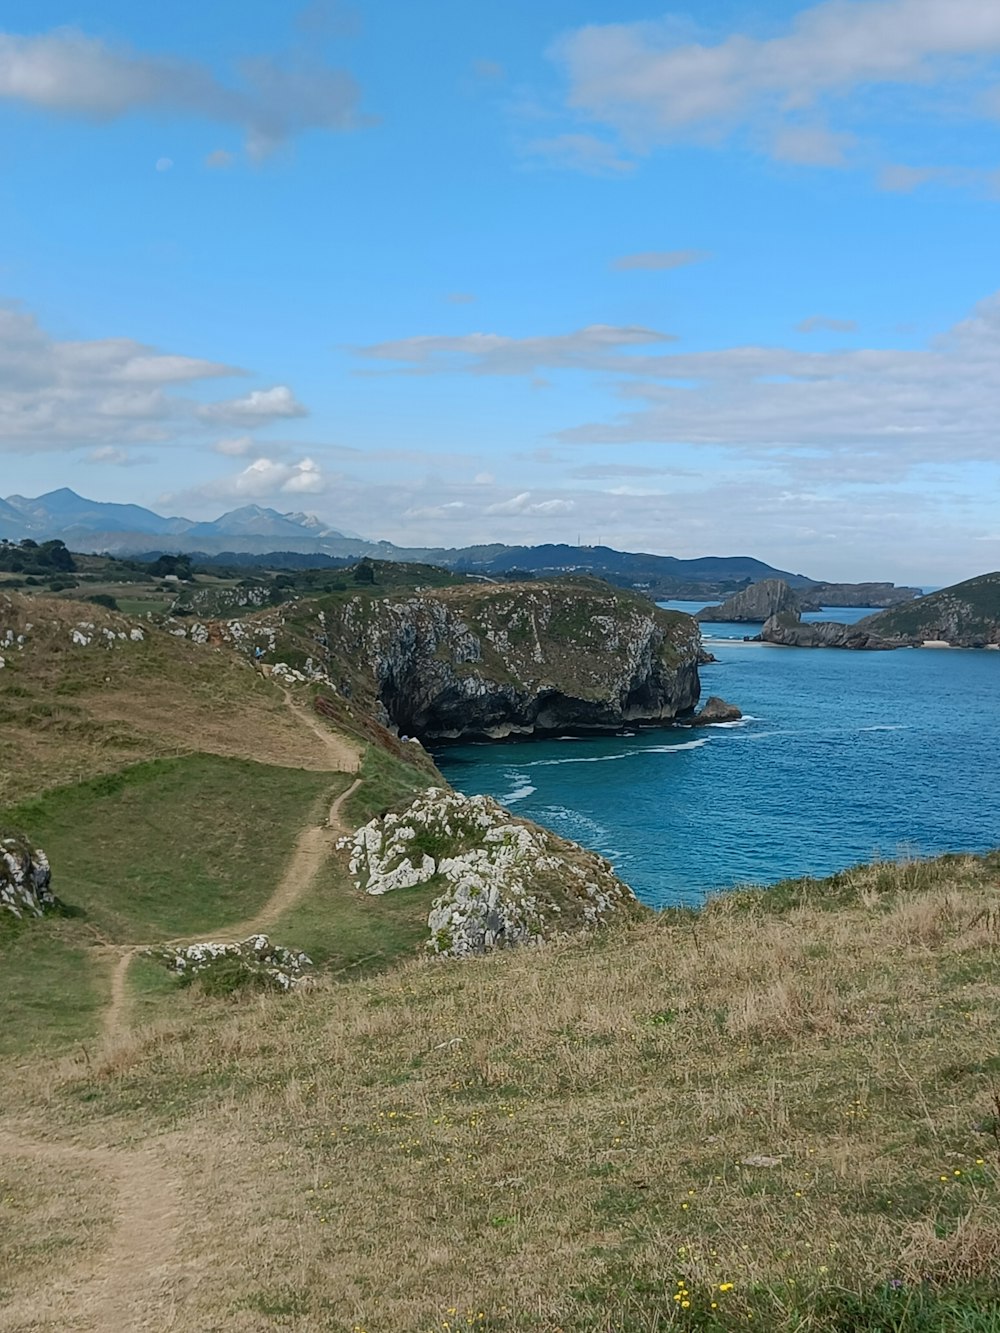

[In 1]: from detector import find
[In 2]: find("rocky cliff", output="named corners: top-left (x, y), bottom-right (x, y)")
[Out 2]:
top-left (760, 612), bottom-right (898, 650)
top-left (296, 581), bottom-right (702, 741)
top-left (799, 581), bottom-right (921, 610)
top-left (341, 786), bottom-right (640, 956)
top-left (696, 579), bottom-right (799, 623)
top-left (852, 573), bottom-right (1000, 647)
top-left (760, 573), bottom-right (1000, 650)
top-left (1, 833), bottom-right (55, 918)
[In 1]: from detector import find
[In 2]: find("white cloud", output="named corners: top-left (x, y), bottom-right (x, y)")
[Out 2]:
top-left (205, 148), bottom-right (234, 169)
top-left (403, 500), bottom-right (467, 519)
top-left (213, 435), bottom-right (258, 457)
top-left (552, 291), bottom-right (1000, 476)
top-left (362, 290), bottom-right (1000, 486)
top-left (0, 27), bottom-right (363, 154)
top-left (550, 0), bottom-right (1000, 167)
top-left (0, 303), bottom-right (244, 451)
top-left (612, 249), bottom-right (709, 271)
top-left (155, 156), bottom-right (173, 172)
top-left (446, 292), bottom-right (477, 304)
top-left (769, 124), bottom-right (852, 166)
top-left (522, 133), bottom-right (635, 176)
top-left (878, 162), bottom-right (1000, 195)
top-left (360, 324), bottom-right (675, 376)
top-left (485, 491), bottom-right (575, 515)
top-left (473, 471), bottom-right (495, 485)
top-left (82, 445), bottom-right (152, 467)
top-left (234, 456), bottom-right (327, 496)
top-left (199, 385), bottom-right (308, 425)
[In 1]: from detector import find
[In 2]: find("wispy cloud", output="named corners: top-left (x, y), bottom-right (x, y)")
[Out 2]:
top-left (0, 303), bottom-right (247, 452)
top-left (0, 27), bottom-right (365, 155)
top-left (548, 0), bottom-right (1000, 171)
top-left (485, 491), bottom-right (575, 515)
top-left (199, 385), bottom-right (308, 425)
top-left (359, 324), bottom-right (676, 376)
top-left (796, 315), bottom-right (858, 334)
top-left (359, 290), bottom-right (1000, 485)
top-left (522, 133), bottom-right (635, 176)
top-left (612, 249), bottom-right (709, 271)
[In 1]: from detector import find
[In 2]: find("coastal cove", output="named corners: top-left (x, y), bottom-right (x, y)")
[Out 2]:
top-left (436, 605), bottom-right (999, 908)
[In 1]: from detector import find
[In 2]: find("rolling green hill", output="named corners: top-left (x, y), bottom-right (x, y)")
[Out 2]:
top-left (860, 571), bottom-right (1000, 646)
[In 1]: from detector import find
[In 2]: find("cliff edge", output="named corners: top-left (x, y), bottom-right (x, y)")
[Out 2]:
top-left (289, 580), bottom-right (702, 741)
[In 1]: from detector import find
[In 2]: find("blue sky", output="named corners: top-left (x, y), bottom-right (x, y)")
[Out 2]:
top-left (2, 0), bottom-right (1000, 582)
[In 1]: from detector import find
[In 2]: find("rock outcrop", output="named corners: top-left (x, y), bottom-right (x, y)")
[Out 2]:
top-left (690, 696), bottom-right (743, 725)
top-left (798, 582), bottom-right (921, 610)
top-left (146, 936), bottom-right (313, 992)
top-left (760, 612), bottom-right (898, 650)
top-left (854, 573), bottom-right (1000, 647)
top-left (303, 583), bottom-right (702, 741)
top-left (340, 787), bottom-right (639, 957)
top-left (697, 580), bottom-right (799, 624)
top-left (760, 573), bottom-right (1000, 649)
top-left (1, 834), bottom-right (55, 918)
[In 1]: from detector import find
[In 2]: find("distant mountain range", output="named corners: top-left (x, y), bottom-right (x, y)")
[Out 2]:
top-left (0, 488), bottom-right (824, 592)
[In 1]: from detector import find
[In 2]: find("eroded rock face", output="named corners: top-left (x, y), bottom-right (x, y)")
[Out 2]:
top-left (319, 584), bottom-right (702, 741)
top-left (854, 574), bottom-right (1000, 647)
top-left (696, 580), bottom-right (799, 624)
top-left (1, 834), bottom-right (55, 918)
top-left (691, 696), bottom-right (743, 725)
top-left (340, 787), bottom-right (639, 957)
top-left (799, 582), bottom-right (921, 610)
top-left (759, 612), bottom-right (897, 650)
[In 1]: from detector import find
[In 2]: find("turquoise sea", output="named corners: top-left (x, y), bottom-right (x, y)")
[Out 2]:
top-left (435, 603), bottom-right (1000, 908)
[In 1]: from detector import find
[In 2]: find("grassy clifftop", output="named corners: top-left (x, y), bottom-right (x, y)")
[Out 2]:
top-left (861, 572), bottom-right (1000, 646)
top-left (267, 577), bottom-right (702, 740)
top-left (4, 853), bottom-right (1000, 1330)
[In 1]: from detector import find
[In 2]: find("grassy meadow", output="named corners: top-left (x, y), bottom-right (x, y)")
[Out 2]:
top-left (3, 853), bottom-right (1000, 1330)
top-left (2, 583), bottom-right (1000, 1330)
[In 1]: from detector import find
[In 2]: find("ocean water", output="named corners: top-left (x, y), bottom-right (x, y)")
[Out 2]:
top-left (435, 609), bottom-right (1000, 908)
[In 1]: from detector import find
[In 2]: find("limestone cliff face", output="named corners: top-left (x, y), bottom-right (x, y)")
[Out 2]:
top-left (760, 612), bottom-right (898, 650)
top-left (697, 579), bottom-right (799, 623)
top-left (1, 834), bottom-right (54, 918)
top-left (854, 574), bottom-right (1000, 647)
top-left (317, 582), bottom-right (702, 741)
top-left (799, 582), bottom-right (921, 610)
top-left (760, 573), bottom-right (1000, 649)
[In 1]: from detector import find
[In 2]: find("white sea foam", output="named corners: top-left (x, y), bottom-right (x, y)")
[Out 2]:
top-left (643, 738), bottom-right (711, 753)
top-left (859, 724), bottom-right (907, 732)
top-left (525, 736), bottom-right (714, 766)
top-left (538, 805), bottom-right (621, 859)
top-left (529, 752), bottom-right (634, 766)
top-left (500, 775), bottom-right (537, 803)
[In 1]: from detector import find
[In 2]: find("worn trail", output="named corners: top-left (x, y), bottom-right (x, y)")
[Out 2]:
top-left (2, 684), bottom-right (366, 1329)
top-left (0, 1130), bottom-right (184, 1332)
top-left (99, 686), bottom-right (361, 1041)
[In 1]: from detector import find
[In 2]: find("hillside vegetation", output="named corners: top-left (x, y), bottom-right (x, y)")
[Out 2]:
top-left (3, 581), bottom-right (1000, 1330)
top-left (3, 855), bottom-right (1000, 1330)
top-left (860, 572), bottom-right (1000, 646)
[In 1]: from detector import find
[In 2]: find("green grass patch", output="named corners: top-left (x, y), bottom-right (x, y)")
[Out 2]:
top-left (270, 856), bottom-right (433, 976)
top-left (0, 925), bottom-right (106, 1057)
top-left (2, 755), bottom-right (334, 941)
top-left (127, 951), bottom-right (187, 1023)
top-left (343, 743), bottom-right (435, 827)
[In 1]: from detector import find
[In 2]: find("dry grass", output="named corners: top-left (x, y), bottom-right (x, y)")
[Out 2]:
top-left (0, 1150), bottom-right (116, 1305)
top-left (4, 855), bottom-right (1000, 1329)
top-left (0, 592), bottom-right (350, 804)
